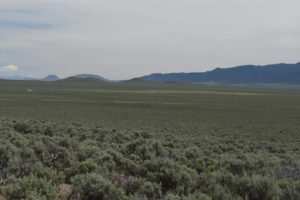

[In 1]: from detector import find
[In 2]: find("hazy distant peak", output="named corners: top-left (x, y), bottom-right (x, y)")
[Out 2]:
top-left (41, 75), bottom-right (60, 81)
top-left (73, 74), bottom-right (108, 81)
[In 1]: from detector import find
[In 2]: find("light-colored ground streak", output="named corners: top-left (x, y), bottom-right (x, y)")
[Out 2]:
top-left (43, 99), bottom-right (184, 105)
top-left (62, 89), bottom-right (272, 96)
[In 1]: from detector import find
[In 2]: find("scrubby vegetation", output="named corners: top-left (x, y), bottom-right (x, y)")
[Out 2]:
top-left (1, 80), bottom-right (300, 199)
top-left (1, 119), bottom-right (300, 200)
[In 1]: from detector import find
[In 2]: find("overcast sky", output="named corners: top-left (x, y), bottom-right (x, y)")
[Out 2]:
top-left (0, 0), bottom-right (300, 79)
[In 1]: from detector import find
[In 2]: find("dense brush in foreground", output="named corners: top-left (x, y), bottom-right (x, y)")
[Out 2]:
top-left (0, 119), bottom-right (300, 200)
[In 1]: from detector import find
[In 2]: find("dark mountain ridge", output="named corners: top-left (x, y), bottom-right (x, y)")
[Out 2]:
top-left (140, 62), bottom-right (300, 84)
top-left (58, 76), bottom-right (108, 83)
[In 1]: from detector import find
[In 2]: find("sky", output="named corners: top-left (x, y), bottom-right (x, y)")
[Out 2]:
top-left (0, 0), bottom-right (300, 80)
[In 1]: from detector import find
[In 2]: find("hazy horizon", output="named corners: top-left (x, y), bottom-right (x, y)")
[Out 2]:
top-left (1, 0), bottom-right (300, 79)
top-left (1, 61), bottom-right (300, 81)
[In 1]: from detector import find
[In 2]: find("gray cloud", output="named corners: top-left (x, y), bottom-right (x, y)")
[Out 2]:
top-left (0, 0), bottom-right (300, 79)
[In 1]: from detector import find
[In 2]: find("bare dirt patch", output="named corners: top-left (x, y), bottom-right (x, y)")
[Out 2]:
top-left (56, 184), bottom-right (72, 200)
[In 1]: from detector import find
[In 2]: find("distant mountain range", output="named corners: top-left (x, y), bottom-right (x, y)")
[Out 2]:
top-left (0, 75), bottom-right (36, 80)
top-left (140, 63), bottom-right (300, 84)
top-left (41, 74), bottom-right (110, 82)
top-left (0, 74), bottom-right (109, 82)
top-left (1, 62), bottom-right (300, 84)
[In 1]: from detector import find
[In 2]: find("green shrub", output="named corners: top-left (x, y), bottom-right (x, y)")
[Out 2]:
top-left (142, 158), bottom-right (197, 194)
top-left (183, 191), bottom-right (212, 200)
top-left (14, 122), bottom-right (32, 134)
top-left (237, 175), bottom-right (281, 200)
top-left (0, 175), bottom-right (58, 200)
top-left (78, 159), bottom-right (99, 174)
top-left (217, 171), bottom-right (281, 200)
top-left (212, 184), bottom-right (235, 200)
top-left (137, 181), bottom-right (162, 199)
top-left (278, 179), bottom-right (300, 200)
top-left (71, 173), bottom-right (124, 200)
top-left (32, 162), bottom-right (65, 184)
